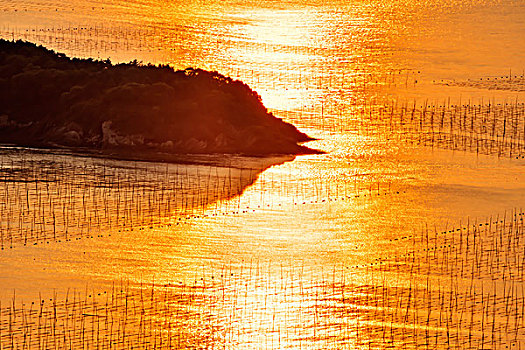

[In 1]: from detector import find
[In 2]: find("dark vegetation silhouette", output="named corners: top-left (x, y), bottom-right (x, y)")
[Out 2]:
top-left (0, 40), bottom-right (319, 158)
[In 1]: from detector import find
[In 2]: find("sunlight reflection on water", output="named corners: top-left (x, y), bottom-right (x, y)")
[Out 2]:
top-left (0, 0), bottom-right (525, 348)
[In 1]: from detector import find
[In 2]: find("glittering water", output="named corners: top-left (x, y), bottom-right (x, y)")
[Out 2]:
top-left (1, 0), bottom-right (525, 348)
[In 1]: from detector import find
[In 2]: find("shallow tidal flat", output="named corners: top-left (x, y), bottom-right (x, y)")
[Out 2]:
top-left (1, 0), bottom-right (525, 348)
top-left (2, 136), bottom-right (525, 348)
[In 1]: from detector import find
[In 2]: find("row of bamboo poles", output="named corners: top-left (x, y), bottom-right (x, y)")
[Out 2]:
top-left (0, 210), bottom-right (524, 348)
top-left (0, 149), bottom-right (399, 250)
top-left (274, 99), bottom-right (525, 158)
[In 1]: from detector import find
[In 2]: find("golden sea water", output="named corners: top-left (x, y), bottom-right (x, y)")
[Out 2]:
top-left (0, 0), bottom-right (525, 348)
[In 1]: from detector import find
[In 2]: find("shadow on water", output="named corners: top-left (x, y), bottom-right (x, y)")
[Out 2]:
top-left (0, 145), bottom-right (296, 248)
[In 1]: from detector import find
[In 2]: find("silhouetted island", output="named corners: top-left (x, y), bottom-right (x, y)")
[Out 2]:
top-left (0, 40), bottom-right (319, 159)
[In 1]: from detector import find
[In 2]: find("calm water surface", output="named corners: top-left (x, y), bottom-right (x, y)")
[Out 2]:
top-left (1, 0), bottom-right (525, 348)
